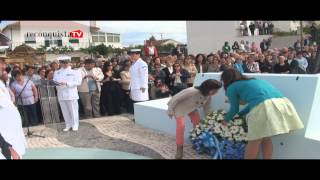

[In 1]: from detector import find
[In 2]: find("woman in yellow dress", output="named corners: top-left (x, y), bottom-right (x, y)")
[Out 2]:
top-left (221, 68), bottom-right (304, 159)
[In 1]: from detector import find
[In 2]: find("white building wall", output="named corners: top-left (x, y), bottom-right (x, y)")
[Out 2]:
top-left (3, 21), bottom-right (122, 50)
top-left (2, 21), bottom-right (91, 50)
top-left (271, 21), bottom-right (301, 32)
top-left (91, 42), bottom-right (122, 48)
top-left (108, 42), bottom-right (122, 48)
top-left (2, 27), bottom-right (21, 50)
top-left (162, 40), bottom-right (179, 47)
top-left (290, 21), bottom-right (300, 31)
top-left (272, 21), bottom-right (291, 32)
top-left (186, 21), bottom-right (271, 55)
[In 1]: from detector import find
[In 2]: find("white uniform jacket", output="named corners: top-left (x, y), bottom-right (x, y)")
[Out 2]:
top-left (53, 67), bottom-right (82, 101)
top-left (129, 58), bottom-right (149, 101)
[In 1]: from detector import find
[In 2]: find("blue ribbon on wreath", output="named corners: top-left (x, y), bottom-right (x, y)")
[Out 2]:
top-left (191, 130), bottom-right (222, 159)
top-left (191, 131), bottom-right (246, 159)
top-left (219, 139), bottom-right (246, 159)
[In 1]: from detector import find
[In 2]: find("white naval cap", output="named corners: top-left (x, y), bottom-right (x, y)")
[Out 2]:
top-left (57, 55), bottom-right (72, 62)
top-left (128, 49), bottom-right (142, 54)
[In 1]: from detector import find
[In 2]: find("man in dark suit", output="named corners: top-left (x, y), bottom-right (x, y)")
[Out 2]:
top-left (162, 56), bottom-right (174, 90)
top-left (310, 23), bottom-right (317, 44)
top-left (195, 63), bottom-right (208, 73)
top-left (249, 22), bottom-right (256, 36)
top-left (260, 39), bottom-right (269, 53)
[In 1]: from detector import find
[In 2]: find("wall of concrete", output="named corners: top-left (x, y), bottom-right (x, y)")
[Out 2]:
top-left (186, 21), bottom-right (271, 54)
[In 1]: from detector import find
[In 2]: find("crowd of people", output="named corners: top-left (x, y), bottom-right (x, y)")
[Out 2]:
top-left (239, 21), bottom-right (274, 36)
top-left (0, 39), bottom-right (319, 128)
top-left (1, 36), bottom-right (318, 159)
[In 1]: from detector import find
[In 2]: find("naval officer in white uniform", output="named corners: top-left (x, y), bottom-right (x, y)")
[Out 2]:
top-left (128, 49), bottom-right (149, 114)
top-left (53, 56), bottom-right (82, 131)
top-left (0, 57), bottom-right (26, 159)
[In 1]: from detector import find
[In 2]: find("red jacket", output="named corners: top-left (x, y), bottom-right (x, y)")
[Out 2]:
top-left (144, 45), bottom-right (158, 57)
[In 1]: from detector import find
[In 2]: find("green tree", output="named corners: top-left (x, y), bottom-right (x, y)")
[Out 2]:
top-left (113, 47), bottom-right (122, 54)
top-left (94, 44), bottom-right (109, 55)
top-left (149, 36), bottom-right (156, 42)
top-left (59, 46), bottom-right (69, 53)
top-left (36, 45), bottom-right (46, 53)
top-left (49, 47), bottom-right (59, 54)
top-left (68, 46), bottom-right (74, 52)
top-left (156, 43), bottom-right (176, 53)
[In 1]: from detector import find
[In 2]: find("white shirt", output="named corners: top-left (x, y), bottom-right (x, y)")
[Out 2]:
top-left (168, 66), bottom-right (173, 74)
top-left (199, 65), bottom-right (203, 73)
top-left (53, 67), bottom-right (82, 101)
top-left (148, 46), bottom-right (155, 56)
top-left (296, 57), bottom-right (308, 71)
top-left (240, 44), bottom-right (245, 51)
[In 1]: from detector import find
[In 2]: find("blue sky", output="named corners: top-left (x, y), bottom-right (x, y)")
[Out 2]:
top-left (0, 21), bottom-right (187, 47)
top-left (81, 21), bottom-right (187, 46)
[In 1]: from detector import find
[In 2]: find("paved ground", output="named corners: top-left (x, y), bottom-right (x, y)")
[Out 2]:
top-left (25, 114), bottom-right (211, 159)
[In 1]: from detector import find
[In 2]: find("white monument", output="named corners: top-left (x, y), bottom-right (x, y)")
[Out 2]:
top-left (135, 73), bottom-right (320, 159)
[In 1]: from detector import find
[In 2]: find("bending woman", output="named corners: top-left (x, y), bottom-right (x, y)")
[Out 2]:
top-left (221, 68), bottom-right (304, 159)
top-left (167, 79), bottom-right (222, 159)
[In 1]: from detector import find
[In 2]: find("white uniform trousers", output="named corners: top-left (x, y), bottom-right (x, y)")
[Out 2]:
top-left (59, 100), bottom-right (79, 129)
top-left (130, 89), bottom-right (149, 102)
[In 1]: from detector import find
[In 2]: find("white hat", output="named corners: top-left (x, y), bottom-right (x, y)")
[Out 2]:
top-left (57, 55), bottom-right (71, 61)
top-left (128, 49), bottom-right (142, 54)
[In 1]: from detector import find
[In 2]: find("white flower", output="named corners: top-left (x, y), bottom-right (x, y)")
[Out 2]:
top-left (237, 135), bottom-right (246, 141)
top-left (213, 126), bottom-right (222, 134)
top-left (190, 110), bottom-right (249, 143)
top-left (220, 132), bottom-right (226, 138)
top-left (234, 119), bottom-right (243, 125)
top-left (217, 115), bottom-right (224, 121)
top-left (221, 125), bottom-right (229, 131)
top-left (225, 131), bottom-right (232, 138)
top-left (230, 126), bottom-right (239, 134)
top-left (234, 135), bottom-right (242, 141)
top-left (239, 128), bottom-right (246, 135)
